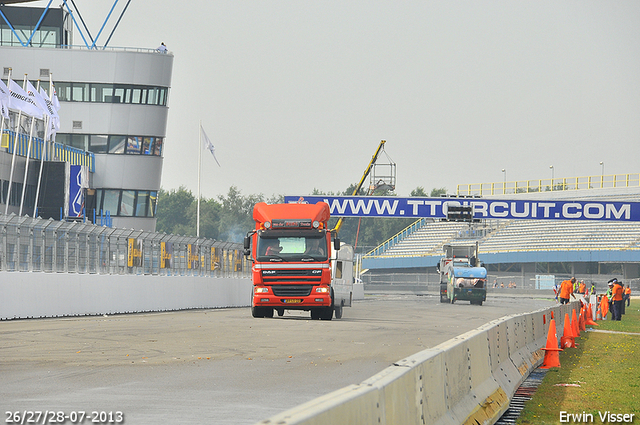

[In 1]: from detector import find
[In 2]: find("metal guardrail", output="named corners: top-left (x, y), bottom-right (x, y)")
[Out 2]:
top-left (2, 129), bottom-right (95, 172)
top-left (457, 173), bottom-right (640, 196)
top-left (0, 213), bottom-right (249, 277)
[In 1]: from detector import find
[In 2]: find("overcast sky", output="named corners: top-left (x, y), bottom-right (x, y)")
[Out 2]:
top-left (27, 1), bottom-right (640, 199)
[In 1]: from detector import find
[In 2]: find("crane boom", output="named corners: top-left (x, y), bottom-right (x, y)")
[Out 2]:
top-left (333, 140), bottom-right (386, 234)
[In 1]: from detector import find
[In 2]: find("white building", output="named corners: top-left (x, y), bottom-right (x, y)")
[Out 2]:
top-left (0, 2), bottom-right (173, 231)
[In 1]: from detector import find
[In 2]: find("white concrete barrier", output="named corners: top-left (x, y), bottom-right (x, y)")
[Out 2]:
top-left (0, 271), bottom-right (253, 320)
top-left (257, 301), bottom-right (583, 425)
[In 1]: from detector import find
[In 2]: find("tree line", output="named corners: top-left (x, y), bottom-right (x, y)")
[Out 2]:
top-left (156, 185), bottom-right (446, 254)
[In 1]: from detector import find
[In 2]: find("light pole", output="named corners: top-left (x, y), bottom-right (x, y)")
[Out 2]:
top-left (600, 161), bottom-right (604, 188)
top-left (550, 165), bottom-right (554, 190)
top-left (502, 169), bottom-right (506, 193)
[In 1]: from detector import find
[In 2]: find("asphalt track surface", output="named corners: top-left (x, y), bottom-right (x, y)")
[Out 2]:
top-left (1, 293), bottom-right (554, 424)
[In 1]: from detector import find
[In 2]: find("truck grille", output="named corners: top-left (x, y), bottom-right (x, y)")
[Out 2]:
top-left (271, 285), bottom-right (313, 297)
top-left (262, 269), bottom-right (322, 283)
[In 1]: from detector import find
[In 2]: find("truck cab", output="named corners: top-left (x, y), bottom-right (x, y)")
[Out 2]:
top-left (245, 202), bottom-right (351, 320)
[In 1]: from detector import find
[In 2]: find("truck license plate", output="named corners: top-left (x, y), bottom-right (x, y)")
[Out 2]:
top-left (284, 299), bottom-right (302, 304)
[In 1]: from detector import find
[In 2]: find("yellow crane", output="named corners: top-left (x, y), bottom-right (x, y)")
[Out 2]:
top-left (333, 140), bottom-right (395, 234)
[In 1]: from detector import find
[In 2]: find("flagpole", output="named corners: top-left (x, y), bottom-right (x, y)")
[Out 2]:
top-left (0, 68), bottom-right (11, 207)
top-left (19, 79), bottom-right (43, 216)
top-left (34, 75), bottom-right (53, 217)
top-left (197, 121), bottom-right (202, 237)
top-left (5, 74), bottom-right (26, 215)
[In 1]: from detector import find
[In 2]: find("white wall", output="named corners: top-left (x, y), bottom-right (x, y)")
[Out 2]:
top-left (0, 271), bottom-right (252, 320)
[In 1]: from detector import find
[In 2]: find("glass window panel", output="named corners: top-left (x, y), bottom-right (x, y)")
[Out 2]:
top-left (96, 189), bottom-right (104, 212)
top-left (120, 190), bottom-right (135, 217)
top-left (89, 135), bottom-right (108, 153)
top-left (149, 191), bottom-right (157, 217)
top-left (136, 191), bottom-right (149, 217)
top-left (126, 136), bottom-right (142, 154)
top-left (108, 135), bottom-right (126, 154)
top-left (123, 87), bottom-right (131, 103)
top-left (147, 88), bottom-right (158, 105)
top-left (113, 86), bottom-right (126, 103)
top-left (72, 83), bottom-right (90, 102)
top-left (159, 88), bottom-right (166, 106)
top-left (70, 134), bottom-right (87, 150)
top-left (131, 88), bottom-right (141, 104)
top-left (91, 83), bottom-right (113, 102)
top-left (142, 137), bottom-right (152, 155)
top-left (56, 134), bottom-right (71, 146)
top-left (56, 82), bottom-right (71, 102)
top-left (102, 190), bottom-right (120, 216)
top-left (140, 88), bottom-right (148, 104)
top-left (153, 138), bottom-right (163, 156)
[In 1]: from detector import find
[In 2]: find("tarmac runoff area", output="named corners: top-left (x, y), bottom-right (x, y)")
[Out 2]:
top-left (1, 293), bottom-right (555, 425)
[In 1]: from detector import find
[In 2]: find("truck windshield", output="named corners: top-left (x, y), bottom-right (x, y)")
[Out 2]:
top-left (257, 233), bottom-right (328, 261)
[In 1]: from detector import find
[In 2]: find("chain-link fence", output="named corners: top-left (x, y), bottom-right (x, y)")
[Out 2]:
top-left (0, 213), bottom-right (249, 278)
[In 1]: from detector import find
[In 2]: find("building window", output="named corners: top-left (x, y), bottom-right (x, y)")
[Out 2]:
top-left (61, 134), bottom-right (163, 157)
top-left (108, 135), bottom-right (126, 154)
top-left (102, 190), bottom-right (120, 215)
top-left (51, 82), bottom-right (168, 106)
top-left (93, 189), bottom-right (158, 218)
top-left (120, 190), bottom-right (135, 216)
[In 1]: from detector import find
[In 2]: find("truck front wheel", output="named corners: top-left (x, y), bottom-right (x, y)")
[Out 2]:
top-left (320, 307), bottom-right (333, 321)
top-left (334, 303), bottom-right (343, 319)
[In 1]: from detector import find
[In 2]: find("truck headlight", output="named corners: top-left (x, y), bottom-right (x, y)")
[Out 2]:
top-left (315, 287), bottom-right (329, 293)
top-left (255, 287), bottom-right (269, 293)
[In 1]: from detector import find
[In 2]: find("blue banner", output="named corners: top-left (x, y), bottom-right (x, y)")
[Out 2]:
top-left (284, 196), bottom-right (640, 222)
top-left (69, 164), bottom-right (83, 217)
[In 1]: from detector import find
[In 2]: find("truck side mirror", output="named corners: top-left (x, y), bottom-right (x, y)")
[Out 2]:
top-left (334, 237), bottom-right (341, 251)
top-left (243, 236), bottom-right (251, 257)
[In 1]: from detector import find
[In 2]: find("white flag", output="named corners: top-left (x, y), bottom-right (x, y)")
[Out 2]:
top-left (0, 79), bottom-right (9, 119)
top-left (51, 85), bottom-right (61, 111)
top-left (40, 87), bottom-right (60, 137)
top-left (26, 81), bottom-right (49, 117)
top-left (8, 79), bottom-right (42, 118)
top-left (201, 125), bottom-right (221, 167)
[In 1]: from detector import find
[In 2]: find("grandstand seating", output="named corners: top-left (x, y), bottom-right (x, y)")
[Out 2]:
top-left (368, 219), bottom-right (640, 258)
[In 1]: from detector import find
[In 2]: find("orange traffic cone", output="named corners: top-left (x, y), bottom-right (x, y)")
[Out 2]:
top-left (585, 304), bottom-right (599, 326)
top-left (560, 313), bottom-right (576, 348)
top-left (571, 309), bottom-right (580, 338)
top-left (595, 302), bottom-right (602, 320)
top-left (579, 306), bottom-right (586, 332)
top-left (540, 318), bottom-right (562, 368)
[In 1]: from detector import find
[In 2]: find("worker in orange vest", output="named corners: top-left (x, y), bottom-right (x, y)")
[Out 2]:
top-left (578, 281), bottom-right (586, 295)
top-left (611, 279), bottom-right (624, 321)
top-left (624, 284), bottom-right (631, 307)
top-left (559, 277), bottom-right (576, 305)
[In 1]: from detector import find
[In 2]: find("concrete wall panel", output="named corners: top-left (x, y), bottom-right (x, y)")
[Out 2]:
top-left (0, 272), bottom-right (252, 320)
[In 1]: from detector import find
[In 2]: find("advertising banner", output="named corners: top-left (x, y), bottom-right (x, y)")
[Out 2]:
top-left (127, 238), bottom-right (142, 267)
top-left (161, 242), bottom-right (172, 269)
top-left (284, 196), bottom-right (640, 222)
top-left (67, 164), bottom-right (84, 218)
top-left (211, 247), bottom-right (220, 271)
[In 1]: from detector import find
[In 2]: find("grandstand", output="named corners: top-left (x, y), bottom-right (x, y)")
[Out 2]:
top-left (362, 175), bottom-right (640, 290)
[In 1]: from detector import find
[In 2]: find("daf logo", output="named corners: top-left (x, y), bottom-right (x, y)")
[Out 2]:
top-left (262, 270), bottom-right (277, 275)
top-left (311, 270), bottom-right (322, 275)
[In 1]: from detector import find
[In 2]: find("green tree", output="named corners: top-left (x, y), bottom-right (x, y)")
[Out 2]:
top-left (156, 186), bottom-right (196, 236)
top-left (410, 186), bottom-right (428, 197)
top-left (430, 187), bottom-right (447, 197)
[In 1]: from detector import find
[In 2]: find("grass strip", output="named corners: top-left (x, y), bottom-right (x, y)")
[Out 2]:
top-left (517, 303), bottom-right (640, 424)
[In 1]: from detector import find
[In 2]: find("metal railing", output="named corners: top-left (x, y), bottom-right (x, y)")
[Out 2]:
top-left (457, 173), bottom-right (640, 197)
top-left (0, 213), bottom-right (249, 278)
top-left (2, 129), bottom-right (95, 172)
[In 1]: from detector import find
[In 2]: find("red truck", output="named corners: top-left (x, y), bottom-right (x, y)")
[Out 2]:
top-left (244, 201), bottom-right (352, 320)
